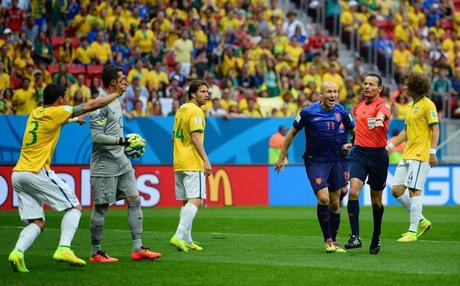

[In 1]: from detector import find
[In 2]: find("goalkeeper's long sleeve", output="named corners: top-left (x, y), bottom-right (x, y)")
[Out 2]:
top-left (92, 133), bottom-right (120, 145)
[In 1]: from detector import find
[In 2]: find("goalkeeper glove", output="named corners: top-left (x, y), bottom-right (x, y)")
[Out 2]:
top-left (119, 133), bottom-right (146, 148)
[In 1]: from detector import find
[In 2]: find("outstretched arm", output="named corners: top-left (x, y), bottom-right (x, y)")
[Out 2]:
top-left (72, 78), bottom-right (127, 117)
top-left (274, 127), bottom-right (299, 173)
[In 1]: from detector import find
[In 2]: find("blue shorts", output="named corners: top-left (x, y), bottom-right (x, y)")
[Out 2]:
top-left (349, 146), bottom-right (389, 191)
top-left (339, 157), bottom-right (350, 181)
top-left (304, 160), bottom-right (346, 192)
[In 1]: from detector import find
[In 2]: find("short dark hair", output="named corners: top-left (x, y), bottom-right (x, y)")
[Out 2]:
top-left (188, 80), bottom-right (209, 100)
top-left (405, 72), bottom-right (430, 96)
top-left (366, 73), bottom-right (382, 87)
top-left (101, 65), bottom-right (122, 88)
top-left (43, 83), bottom-right (66, 105)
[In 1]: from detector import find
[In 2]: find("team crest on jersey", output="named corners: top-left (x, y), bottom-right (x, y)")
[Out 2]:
top-left (295, 114), bottom-right (301, 123)
top-left (194, 116), bottom-right (202, 124)
top-left (413, 107), bottom-right (419, 113)
top-left (315, 178), bottom-right (322, 185)
top-left (335, 113), bottom-right (341, 121)
top-left (64, 105), bottom-right (72, 112)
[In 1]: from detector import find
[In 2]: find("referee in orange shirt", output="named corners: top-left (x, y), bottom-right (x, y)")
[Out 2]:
top-left (345, 73), bottom-right (391, 254)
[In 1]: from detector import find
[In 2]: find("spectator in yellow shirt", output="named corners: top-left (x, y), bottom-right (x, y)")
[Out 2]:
top-left (173, 29), bottom-right (194, 77)
top-left (71, 5), bottom-right (95, 36)
top-left (90, 31), bottom-right (112, 64)
top-left (0, 61), bottom-right (10, 90)
top-left (285, 37), bottom-right (304, 68)
top-left (220, 9), bottom-right (241, 32)
top-left (68, 74), bottom-right (91, 105)
top-left (32, 69), bottom-right (46, 106)
top-left (74, 36), bottom-right (92, 65)
top-left (150, 10), bottom-right (171, 34)
top-left (408, 4), bottom-right (426, 29)
top-left (147, 62), bottom-right (169, 91)
top-left (442, 30), bottom-right (460, 53)
top-left (0, 44), bottom-right (13, 74)
top-left (132, 19), bottom-right (155, 55)
top-left (242, 97), bottom-right (263, 117)
top-left (394, 20), bottom-right (413, 43)
top-left (191, 19), bottom-right (208, 52)
top-left (12, 78), bottom-right (37, 115)
top-left (127, 59), bottom-right (150, 87)
top-left (393, 40), bottom-right (413, 84)
top-left (0, 88), bottom-right (14, 114)
top-left (322, 64), bottom-right (346, 101)
top-left (58, 38), bottom-right (74, 64)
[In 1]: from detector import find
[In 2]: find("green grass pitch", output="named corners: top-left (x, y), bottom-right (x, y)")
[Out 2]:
top-left (1, 206), bottom-right (460, 286)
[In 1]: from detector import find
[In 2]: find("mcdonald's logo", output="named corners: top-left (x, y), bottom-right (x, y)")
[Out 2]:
top-left (208, 169), bottom-right (233, 205)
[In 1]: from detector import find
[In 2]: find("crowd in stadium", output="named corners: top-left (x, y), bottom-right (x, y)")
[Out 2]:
top-left (0, 0), bottom-right (459, 118)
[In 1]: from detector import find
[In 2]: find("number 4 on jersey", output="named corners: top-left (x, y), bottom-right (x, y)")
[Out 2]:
top-left (175, 119), bottom-right (184, 142)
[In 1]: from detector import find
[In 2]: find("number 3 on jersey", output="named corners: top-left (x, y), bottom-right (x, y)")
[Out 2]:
top-left (26, 120), bottom-right (39, 146)
top-left (174, 119), bottom-right (184, 142)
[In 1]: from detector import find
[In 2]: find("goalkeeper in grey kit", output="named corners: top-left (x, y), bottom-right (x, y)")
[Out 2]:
top-left (88, 65), bottom-right (161, 262)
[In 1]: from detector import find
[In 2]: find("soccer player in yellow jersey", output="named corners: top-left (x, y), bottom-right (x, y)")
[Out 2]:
top-left (386, 72), bottom-right (439, 242)
top-left (170, 80), bottom-right (212, 252)
top-left (8, 81), bottom-right (127, 273)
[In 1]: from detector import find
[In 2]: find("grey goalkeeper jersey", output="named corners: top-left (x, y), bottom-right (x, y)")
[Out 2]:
top-left (89, 96), bottom-right (132, 177)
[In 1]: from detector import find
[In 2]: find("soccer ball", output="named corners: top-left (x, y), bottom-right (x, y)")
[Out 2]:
top-left (124, 145), bottom-right (145, 158)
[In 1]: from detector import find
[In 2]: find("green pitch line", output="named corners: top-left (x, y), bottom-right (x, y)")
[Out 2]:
top-left (1, 207), bottom-right (459, 286)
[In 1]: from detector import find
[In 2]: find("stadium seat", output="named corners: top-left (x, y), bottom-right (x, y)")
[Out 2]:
top-left (441, 19), bottom-right (453, 30)
top-left (72, 37), bottom-right (80, 48)
top-left (50, 36), bottom-right (65, 48)
top-left (375, 19), bottom-right (395, 34)
top-left (10, 71), bottom-right (22, 89)
top-left (53, 49), bottom-right (59, 61)
top-left (86, 65), bottom-right (103, 76)
top-left (67, 64), bottom-right (86, 75)
top-left (65, 25), bottom-right (75, 37)
top-left (48, 64), bottom-right (59, 75)
top-left (454, 0), bottom-right (460, 11)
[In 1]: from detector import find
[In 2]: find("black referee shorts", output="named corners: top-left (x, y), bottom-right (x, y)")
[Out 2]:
top-left (349, 145), bottom-right (389, 191)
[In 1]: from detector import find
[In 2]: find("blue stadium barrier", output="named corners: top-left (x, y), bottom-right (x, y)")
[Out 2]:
top-left (269, 165), bottom-right (460, 206)
top-left (1, 115), bottom-right (405, 165)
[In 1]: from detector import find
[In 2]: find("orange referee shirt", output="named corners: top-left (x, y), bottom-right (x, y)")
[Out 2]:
top-left (352, 97), bottom-right (391, 148)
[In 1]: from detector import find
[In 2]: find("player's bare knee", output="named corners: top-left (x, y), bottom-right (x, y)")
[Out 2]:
top-left (126, 195), bottom-right (140, 202)
top-left (317, 193), bottom-right (329, 205)
top-left (348, 188), bottom-right (359, 200)
top-left (329, 201), bottom-right (340, 213)
top-left (29, 219), bottom-right (45, 231)
top-left (74, 204), bottom-right (83, 211)
top-left (188, 198), bottom-right (202, 207)
top-left (93, 204), bottom-right (109, 216)
top-left (408, 188), bottom-right (421, 197)
top-left (392, 185), bottom-right (405, 198)
top-left (127, 196), bottom-right (142, 207)
top-left (371, 197), bottom-right (383, 207)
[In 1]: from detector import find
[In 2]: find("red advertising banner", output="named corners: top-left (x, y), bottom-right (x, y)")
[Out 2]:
top-left (0, 165), bottom-right (268, 210)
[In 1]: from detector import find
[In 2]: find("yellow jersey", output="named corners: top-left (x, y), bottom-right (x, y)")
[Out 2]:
top-left (173, 102), bottom-right (205, 171)
top-left (13, 88), bottom-right (37, 115)
top-left (132, 29), bottom-right (155, 53)
top-left (403, 97), bottom-right (438, 162)
top-left (14, 105), bottom-right (73, 172)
